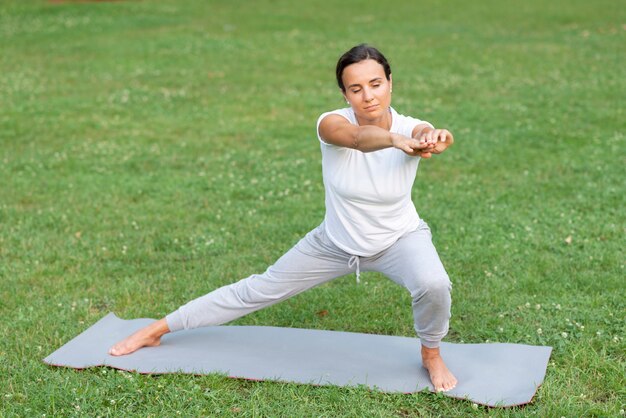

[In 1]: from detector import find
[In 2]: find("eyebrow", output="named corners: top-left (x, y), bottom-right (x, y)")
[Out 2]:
top-left (347, 77), bottom-right (383, 89)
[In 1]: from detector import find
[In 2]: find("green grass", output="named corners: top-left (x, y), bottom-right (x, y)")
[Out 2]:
top-left (1, 0), bottom-right (624, 416)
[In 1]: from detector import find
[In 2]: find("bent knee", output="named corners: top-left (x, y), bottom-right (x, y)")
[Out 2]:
top-left (408, 273), bottom-right (451, 301)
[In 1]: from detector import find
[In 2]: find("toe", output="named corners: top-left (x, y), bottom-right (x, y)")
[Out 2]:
top-left (109, 344), bottom-right (123, 356)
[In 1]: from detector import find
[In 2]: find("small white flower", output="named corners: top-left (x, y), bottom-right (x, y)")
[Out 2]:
top-left (472, 403), bottom-right (478, 409)
top-left (537, 328), bottom-right (543, 335)
top-left (561, 332), bottom-right (568, 338)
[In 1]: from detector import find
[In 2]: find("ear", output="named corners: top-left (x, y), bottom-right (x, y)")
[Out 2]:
top-left (389, 73), bottom-right (393, 92)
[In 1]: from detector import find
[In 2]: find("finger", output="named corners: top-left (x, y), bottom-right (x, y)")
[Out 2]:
top-left (411, 139), bottom-right (430, 149)
top-left (403, 146), bottom-right (420, 157)
top-left (406, 140), bottom-right (424, 152)
top-left (397, 144), bottom-right (409, 154)
top-left (429, 130), bottom-right (438, 145)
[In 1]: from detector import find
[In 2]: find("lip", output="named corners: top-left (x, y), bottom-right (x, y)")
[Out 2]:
top-left (364, 104), bottom-right (379, 111)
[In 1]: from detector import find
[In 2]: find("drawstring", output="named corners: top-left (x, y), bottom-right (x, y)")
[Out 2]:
top-left (348, 255), bottom-right (361, 284)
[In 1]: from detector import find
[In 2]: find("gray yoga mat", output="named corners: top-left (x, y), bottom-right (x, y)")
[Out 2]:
top-left (44, 313), bottom-right (551, 407)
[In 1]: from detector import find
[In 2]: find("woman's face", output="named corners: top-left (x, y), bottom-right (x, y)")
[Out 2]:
top-left (342, 59), bottom-right (392, 126)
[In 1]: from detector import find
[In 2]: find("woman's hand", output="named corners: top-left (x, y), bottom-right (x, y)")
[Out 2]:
top-left (416, 128), bottom-right (454, 158)
top-left (391, 133), bottom-right (435, 157)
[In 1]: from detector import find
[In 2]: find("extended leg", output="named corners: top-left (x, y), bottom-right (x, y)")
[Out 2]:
top-left (109, 224), bottom-right (352, 355)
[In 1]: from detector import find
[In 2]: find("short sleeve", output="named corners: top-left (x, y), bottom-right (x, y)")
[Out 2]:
top-left (316, 108), bottom-right (354, 146)
top-left (399, 115), bottom-right (434, 138)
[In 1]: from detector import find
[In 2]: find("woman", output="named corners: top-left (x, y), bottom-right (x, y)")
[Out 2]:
top-left (109, 44), bottom-right (457, 392)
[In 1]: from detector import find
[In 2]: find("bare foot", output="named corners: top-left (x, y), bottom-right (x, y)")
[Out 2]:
top-left (108, 318), bottom-right (170, 356)
top-left (421, 345), bottom-right (457, 392)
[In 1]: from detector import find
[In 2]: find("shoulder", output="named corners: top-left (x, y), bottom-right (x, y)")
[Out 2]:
top-left (316, 107), bottom-right (356, 145)
top-left (390, 107), bottom-right (433, 137)
top-left (317, 107), bottom-right (355, 127)
top-left (391, 107), bottom-right (430, 126)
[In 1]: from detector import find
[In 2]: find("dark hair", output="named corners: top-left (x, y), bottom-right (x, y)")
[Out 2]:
top-left (335, 44), bottom-right (391, 92)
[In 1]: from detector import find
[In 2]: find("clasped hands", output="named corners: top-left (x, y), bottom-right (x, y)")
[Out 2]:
top-left (392, 128), bottom-right (454, 158)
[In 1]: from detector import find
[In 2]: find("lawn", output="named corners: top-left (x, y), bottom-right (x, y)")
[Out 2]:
top-left (0, 0), bottom-right (624, 416)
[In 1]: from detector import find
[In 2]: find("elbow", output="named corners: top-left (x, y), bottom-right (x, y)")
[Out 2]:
top-left (350, 130), bottom-right (360, 150)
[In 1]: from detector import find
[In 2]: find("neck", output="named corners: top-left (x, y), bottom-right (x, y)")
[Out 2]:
top-left (355, 107), bottom-right (392, 130)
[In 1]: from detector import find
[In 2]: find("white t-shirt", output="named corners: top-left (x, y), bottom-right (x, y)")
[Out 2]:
top-left (316, 107), bottom-right (433, 257)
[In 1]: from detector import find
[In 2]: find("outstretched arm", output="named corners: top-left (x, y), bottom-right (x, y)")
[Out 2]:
top-left (318, 114), bottom-right (434, 156)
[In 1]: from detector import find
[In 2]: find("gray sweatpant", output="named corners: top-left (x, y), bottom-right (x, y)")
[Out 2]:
top-left (165, 220), bottom-right (452, 348)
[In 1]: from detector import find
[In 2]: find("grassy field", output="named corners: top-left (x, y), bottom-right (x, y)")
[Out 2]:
top-left (1, 0), bottom-right (624, 416)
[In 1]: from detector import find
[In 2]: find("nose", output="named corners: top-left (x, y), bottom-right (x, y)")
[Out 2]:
top-left (363, 87), bottom-right (374, 102)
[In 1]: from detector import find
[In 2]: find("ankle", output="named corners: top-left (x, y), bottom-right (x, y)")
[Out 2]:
top-left (421, 345), bottom-right (441, 360)
top-left (146, 319), bottom-right (170, 338)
